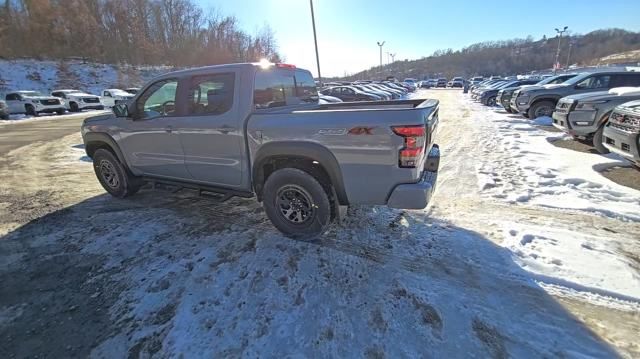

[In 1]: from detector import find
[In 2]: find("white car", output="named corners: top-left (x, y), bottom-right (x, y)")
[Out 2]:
top-left (4, 91), bottom-right (66, 116)
top-left (51, 89), bottom-right (104, 112)
top-left (101, 89), bottom-right (135, 107)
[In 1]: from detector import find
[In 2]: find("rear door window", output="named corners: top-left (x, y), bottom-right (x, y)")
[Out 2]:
top-left (187, 73), bottom-right (235, 115)
top-left (575, 75), bottom-right (611, 90)
top-left (610, 74), bottom-right (640, 87)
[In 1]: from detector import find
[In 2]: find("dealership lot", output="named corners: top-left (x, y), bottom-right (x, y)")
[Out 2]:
top-left (0, 89), bottom-right (638, 358)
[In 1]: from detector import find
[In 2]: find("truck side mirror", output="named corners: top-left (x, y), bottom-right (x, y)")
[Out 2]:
top-left (113, 103), bottom-right (129, 118)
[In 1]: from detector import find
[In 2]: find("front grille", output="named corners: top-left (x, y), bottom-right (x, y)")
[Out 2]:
top-left (621, 143), bottom-right (630, 152)
top-left (41, 99), bottom-right (60, 105)
top-left (609, 111), bottom-right (640, 132)
top-left (83, 97), bottom-right (100, 103)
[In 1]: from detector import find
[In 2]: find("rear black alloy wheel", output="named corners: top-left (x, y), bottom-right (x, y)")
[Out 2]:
top-left (262, 168), bottom-right (332, 239)
top-left (276, 185), bottom-right (315, 224)
top-left (70, 102), bottom-right (79, 112)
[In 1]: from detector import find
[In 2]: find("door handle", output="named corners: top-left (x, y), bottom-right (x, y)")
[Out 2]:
top-left (219, 125), bottom-right (233, 134)
top-left (165, 126), bottom-right (173, 133)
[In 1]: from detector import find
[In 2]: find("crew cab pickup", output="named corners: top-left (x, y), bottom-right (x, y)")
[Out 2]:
top-left (81, 63), bottom-right (440, 238)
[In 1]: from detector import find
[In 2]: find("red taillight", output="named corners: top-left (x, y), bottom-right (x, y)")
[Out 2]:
top-left (392, 125), bottom-right (426, 168)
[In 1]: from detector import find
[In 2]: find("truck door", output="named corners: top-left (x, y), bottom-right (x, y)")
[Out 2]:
top-left (177, 72), bottom-right (244, 187)
top-left (117, 78), bottom-right (191, 179)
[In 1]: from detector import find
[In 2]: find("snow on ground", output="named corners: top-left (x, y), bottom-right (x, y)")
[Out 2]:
top-left (0, 109), bottom-right (107, 124)
top-left (1, 90), bottom-right (639, 357)
top-left (0, 59), bottom-right (171, 97)
top-left (473, 103), bottom-right (640, 222)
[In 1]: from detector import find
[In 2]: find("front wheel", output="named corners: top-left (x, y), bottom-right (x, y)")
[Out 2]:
top-left (25, 105), bottom-right (37, 117)
top-left (505, 107), bottom-right (514, 114)
top-left (93, 148), bottom-right (143, 198)
top-left (527, 100), bottom-right (555, 120)
top-left (592, 124), bottom-right (610, 154)
top-left (486, 96), bottom-right (497, 106)
top-left (262, 168), bottom-right (332, 239)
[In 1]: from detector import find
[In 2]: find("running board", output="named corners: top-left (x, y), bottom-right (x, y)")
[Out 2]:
top-left (142, 177), bottom-right (254, 203)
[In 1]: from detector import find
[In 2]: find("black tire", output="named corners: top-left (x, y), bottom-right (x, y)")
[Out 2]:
top-left (486, 96), bottom-right (497, 106)
top-left (70, 102), bottom-right (79, 112)
top-left (592, 124), bottom-right (610, 154)
top-left (92, 148), bottom-right (142, 198)
top-left (25, 105), bottom-right (37, 117)
top-left (527, 100), bottom-right (555, 120)
top-left (505, 107), bottom-right (514, 114)
top-left (56, 109), bottom-right (65, 115)
top-left (262, 168), bottom-right (332, 239)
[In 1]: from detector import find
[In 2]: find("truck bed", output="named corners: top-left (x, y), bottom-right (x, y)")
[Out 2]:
top-left (247, 98), bottom-right (439, 205)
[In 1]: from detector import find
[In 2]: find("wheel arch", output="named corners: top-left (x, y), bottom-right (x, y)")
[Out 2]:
top-left (84, 132), bottom-right (127, 165)
top-left (252, 141), bottom-right (348, 205)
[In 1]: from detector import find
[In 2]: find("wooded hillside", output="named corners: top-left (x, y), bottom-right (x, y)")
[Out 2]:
top-left (0, 0), bottom-right (281, 67)
top-left (344, 29), bottom-right (640, 80)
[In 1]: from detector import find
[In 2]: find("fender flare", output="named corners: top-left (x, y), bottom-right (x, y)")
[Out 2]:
top-left (252, 141), bottom-right (349, 205)
top-left (530, 95), bottom-right (562, 106)
top-left (83, 132), bottom-right (127, 164)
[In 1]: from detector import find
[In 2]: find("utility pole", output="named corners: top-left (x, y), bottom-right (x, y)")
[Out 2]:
top-left (309, 0), bottom-right (322, 86)
top-left (376, 41), bottom-right (385, 67)
top-left (553, 26), bottom-right (568, 74)
top-left (565, 40), bottom-right (575, 68)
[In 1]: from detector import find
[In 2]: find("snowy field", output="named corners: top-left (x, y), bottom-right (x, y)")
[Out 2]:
top-left (0, 89), bottom-right (639, 358)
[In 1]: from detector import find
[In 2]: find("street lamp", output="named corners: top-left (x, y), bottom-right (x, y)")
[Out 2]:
top-left (390, 53), bottom-right (396, 63)
top-left (377, 41), bottom-right (385, 67)
top-left (553, 26), bottom-right (568, 74)
top-left (565, 40), bottom-right (576, 68)
top-left (309, 0), bottom-right (322, 86)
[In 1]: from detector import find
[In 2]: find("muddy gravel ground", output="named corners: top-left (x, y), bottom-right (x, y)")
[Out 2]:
top-left (1, 93), bottom-right (639, 358)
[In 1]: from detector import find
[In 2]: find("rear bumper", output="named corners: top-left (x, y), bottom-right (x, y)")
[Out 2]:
top-left (387, 145), bottom-right (440, 209)
top-left (602, 126), bottom-right (640, 165)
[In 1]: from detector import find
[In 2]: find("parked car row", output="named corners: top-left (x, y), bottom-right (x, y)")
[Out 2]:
top-left (0, 87), bottom-right (139, 118)
top-left (468, 71), bottom-right (640, 169)
top-left (319, 80), bottom-right (414, 102)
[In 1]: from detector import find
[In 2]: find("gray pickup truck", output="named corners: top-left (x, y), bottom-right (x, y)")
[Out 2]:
top-left (81, 62), bottom-right (440, 238)
top-left (603, 100), bottom-right (640, 168)
top-left (510, 71), bottom-right (640, 119)
top-left (552, 87), bottom-right (640, 153)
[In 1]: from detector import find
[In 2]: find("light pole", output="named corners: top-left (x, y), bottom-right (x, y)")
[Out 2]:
top-left (553, 26), bottom-right (568, 74)
top-left (565, 40), bottom-right (575, 68)
top-left (377, 41), bottom-right (385, 67)
top-left (390, 53), bottom-right (396, 63)
top-left (309, 0), bottom-right (322, 86)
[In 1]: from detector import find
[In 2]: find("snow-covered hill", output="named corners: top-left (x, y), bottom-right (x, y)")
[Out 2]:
top-left (0, 59), bottom-right (174, 96)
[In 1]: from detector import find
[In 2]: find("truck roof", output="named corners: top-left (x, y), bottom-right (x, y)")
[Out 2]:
top-left (155, 62), bottom-right (306, 81)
